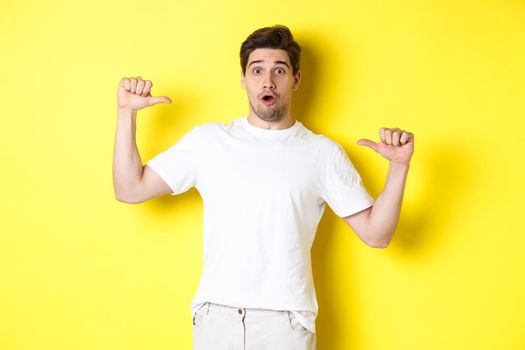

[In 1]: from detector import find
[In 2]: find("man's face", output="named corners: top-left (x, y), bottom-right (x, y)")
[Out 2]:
top-left (241, 48), bottom-right (301, 122)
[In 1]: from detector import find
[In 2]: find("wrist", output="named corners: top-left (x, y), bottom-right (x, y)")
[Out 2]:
top-left (117, 107), bottom-right (137, 117)
top-left (389, 160), bottom-right (410, 169)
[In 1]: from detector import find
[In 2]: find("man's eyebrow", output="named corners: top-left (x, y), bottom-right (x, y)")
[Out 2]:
top-left (247, 60), bottom-right (291, 69)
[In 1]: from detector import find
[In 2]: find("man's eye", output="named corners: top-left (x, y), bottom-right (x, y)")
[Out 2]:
top-left (276, 68), bottom-right (284, 74)
top-left (253, 68), bottom-right (261, 74)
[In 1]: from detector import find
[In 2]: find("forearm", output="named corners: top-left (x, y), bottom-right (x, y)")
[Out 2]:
top-left (367, 161), bottom-right (409, 246)
top-left (112, 107), bottom-right (143, 201)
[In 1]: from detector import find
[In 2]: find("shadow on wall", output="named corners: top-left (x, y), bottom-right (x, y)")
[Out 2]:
top-left (292, 29), bottom-right (345, 129)
top-left (393, 143), bottom-right (471, 252)
top-left (313, 141), bottom-right (471, 348)
top-left (295, 30), bottom-right (471, 348)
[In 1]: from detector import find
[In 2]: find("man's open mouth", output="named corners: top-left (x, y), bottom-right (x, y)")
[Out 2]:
top-left (261, 94), bottom-right (276, 106)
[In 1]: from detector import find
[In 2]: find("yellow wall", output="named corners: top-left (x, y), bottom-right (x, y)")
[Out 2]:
top-left (1, 0), bottom-right (524, 349)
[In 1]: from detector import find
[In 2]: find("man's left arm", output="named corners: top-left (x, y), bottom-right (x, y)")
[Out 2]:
top-left (343, 127), bottom-right (414, 248)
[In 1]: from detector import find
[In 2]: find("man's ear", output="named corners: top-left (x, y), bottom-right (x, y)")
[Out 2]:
top-left (241, 70), bottom-right (246, 89)
top-left (292, 70), bottom-right (301, 91)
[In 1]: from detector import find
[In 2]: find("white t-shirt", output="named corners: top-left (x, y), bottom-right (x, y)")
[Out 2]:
top-left (146, 116), bottom-right (375, 333)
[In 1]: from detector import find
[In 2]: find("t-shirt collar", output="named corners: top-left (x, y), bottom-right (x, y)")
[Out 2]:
top-left (240, 115), bottom-right (300, 136)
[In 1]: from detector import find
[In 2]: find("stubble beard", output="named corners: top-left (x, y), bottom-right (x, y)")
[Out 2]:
top-left (249, 96), bottom-right (287, 122)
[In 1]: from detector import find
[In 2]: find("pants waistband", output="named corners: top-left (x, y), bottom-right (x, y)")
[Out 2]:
top-left (199, 302), bottom-right (291, 318)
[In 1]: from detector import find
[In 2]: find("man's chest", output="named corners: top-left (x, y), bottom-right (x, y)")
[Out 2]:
top-left (198, 141), bottom-right (324, 200)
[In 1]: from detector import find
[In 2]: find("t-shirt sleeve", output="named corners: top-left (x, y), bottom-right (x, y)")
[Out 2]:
top-left (145, 125), bottom-right (200, 196)
top-left (321, 143), bottom-right (375, 217)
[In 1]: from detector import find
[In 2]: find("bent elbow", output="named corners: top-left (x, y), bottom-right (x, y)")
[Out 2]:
top-left (114, 192), bottom-right (136, 204)
top-left (367, 234), bottom-right (392, 248)
top-left (371, 241), bottom-right (389, 249)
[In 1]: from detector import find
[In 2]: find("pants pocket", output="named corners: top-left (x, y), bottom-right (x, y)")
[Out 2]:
top-left (192, 303), bottom-right (208, 328)
top-left (288, 313), bottom-right (310, 334)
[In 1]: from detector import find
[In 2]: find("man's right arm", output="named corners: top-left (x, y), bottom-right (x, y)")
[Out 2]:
top-left (112, 76), bottom-right (173, 203)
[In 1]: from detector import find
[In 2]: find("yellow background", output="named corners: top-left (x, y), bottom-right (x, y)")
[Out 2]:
top-left (1, 0), bottom-right (524, 349)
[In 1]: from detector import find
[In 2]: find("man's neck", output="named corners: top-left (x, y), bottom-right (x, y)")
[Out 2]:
top-left (246, 113), bottom-right (296, 130)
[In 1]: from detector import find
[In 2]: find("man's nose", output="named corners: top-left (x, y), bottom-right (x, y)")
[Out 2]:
top-left (263, 73), bottom-right (275, 89)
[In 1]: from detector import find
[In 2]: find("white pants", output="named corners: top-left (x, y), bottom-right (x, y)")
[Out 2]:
top-left (192, 302), bottom-right (316, 350)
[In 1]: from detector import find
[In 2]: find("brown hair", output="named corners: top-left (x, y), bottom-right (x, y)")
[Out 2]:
top-left (240, 24), bottom-right (301, 76)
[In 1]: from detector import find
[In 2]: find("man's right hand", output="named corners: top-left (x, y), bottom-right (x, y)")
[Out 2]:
top-left (117, 76), bottom-right (172, 111)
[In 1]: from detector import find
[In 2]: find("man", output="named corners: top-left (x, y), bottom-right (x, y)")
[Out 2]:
top-left (113, 25), bottom-right (414, 350)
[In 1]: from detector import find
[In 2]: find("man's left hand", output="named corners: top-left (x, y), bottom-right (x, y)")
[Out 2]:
top-left (357, 127), bottom-right (414, 165)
